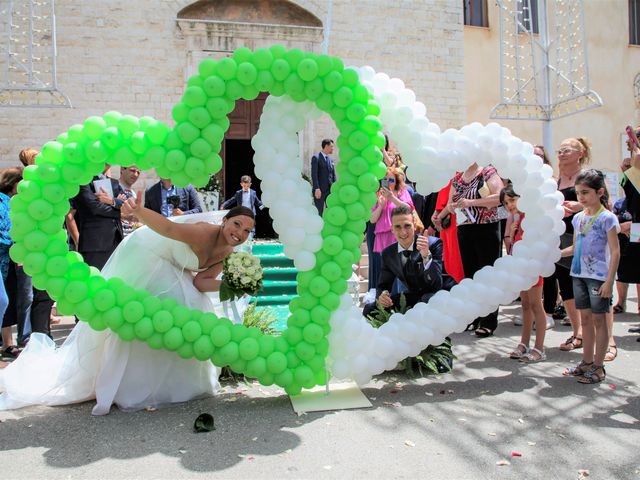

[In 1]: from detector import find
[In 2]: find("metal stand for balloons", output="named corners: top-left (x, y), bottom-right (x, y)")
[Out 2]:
top-left (289, 366), bottom-right (371, 414)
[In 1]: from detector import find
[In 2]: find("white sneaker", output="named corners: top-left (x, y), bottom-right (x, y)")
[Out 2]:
top-left (533, 316), bottom-right (555, 331)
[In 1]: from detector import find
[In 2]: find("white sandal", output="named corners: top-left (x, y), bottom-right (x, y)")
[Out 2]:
top-left (509, 343), bottom-right (528, 359)
top-left (520, 347), bottom-right (546, 363)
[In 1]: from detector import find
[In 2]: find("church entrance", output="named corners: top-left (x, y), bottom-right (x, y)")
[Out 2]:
top-left (221, 92), bottom-right (275, 238)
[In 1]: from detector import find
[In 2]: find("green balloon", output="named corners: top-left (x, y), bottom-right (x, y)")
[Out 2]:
top-left (182, 321), bottom-right (202, 343)
top-left (232, 46), bottom-right (253, 64)
top-left (123, 301), bottom-right (144, 323)
top-left (302, 324), bottom-right (324, 344)
top-left (117, 115), bottom-right (140, 139)
top-left (193, 336), bottom-right (214, 361)
top-left (225, 80), bottom-right (244, 100)
top-left (176, 122), bottom-right (200, 145)
top-left (325, 206), bottom-right (347, 226)
top-left (198, 58), bottom-right (217, 77)
top-left (283, 73), bottom-right (304, 95)
top-left (294, 365), bottom-right (314, 386)
top-left (310, 305), bottom-right (331, 324)
top-left (104, 306), bottom-right (125, 331)
top-left (289, 309), bottom-right (311, 328)
top-left (239, 337), bottom-right (259, 361)
top-left (258, 335), bottom-right (275, 357)
top-left (177, 342), bottom-right (195, 360)
top-left (152, 310), bottom-right (174, 333)
top-left (309, 276), bottom-right (330, 298)
top-left (230, 323), bottom-right (248, 342)
top-left (271, 58), bottom-right (291, 81)
top-left (219, 341), bottom-right (239, 364)
top-left (284, 48), bottom-right (304, 68)
top-left (333, 86), bottom-right (354, 108)
top-left (297, 58), bottom-right (319, 82)
top-left (323, 71), bottom-right (343, 92)
top-left (266, 351), bottom-right (287, 374)
top-left (64, 280), bottom-right (88, 304)
top-left (133, 317), bottom-right (154, 340)
top-left (94, 288), bottom-right (116, 312)
top-left (216, 57), bottom-right (237, 80)
top-left (236, 62), bottom-right (258, 86)
top-left (245, 356), bottom-right (267, 378)
top-left (117, 323), bottom-right (136, 342)
top-left (275, 369), bottom-right (294, 388)
top-left (160, 326), bottom-right (184, 351)
top-left (255, 70), bottom-right (275, 92)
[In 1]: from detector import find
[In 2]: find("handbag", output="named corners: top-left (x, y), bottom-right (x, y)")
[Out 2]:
top-left (555, 231), bottom-right (574, 269)
top-left (440, 213), bottom-right (452, 229)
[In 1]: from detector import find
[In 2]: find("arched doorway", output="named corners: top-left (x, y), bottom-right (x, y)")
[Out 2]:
top-left (222, 92), bottom-right (275, 238)
top-left (177, 0), bottom-right (324, 238)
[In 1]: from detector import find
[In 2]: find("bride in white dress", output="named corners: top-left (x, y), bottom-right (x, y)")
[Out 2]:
top-left (0, 195), bottom-right (256, 415)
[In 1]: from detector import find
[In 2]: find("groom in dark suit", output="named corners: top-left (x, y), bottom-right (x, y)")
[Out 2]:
top-left (72, 166), bottom-right (125, 270)
top-left (363, 205), bottom-right (455, 318)
top-left (311, 138), bottom-right (336, 215)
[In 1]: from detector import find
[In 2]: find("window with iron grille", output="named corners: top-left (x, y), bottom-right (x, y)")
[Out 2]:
top-left (463, 0), bottom-right (488, 28)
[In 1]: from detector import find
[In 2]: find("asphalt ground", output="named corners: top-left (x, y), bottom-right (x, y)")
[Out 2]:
top-left (1, 298), bottom-right (639, 480)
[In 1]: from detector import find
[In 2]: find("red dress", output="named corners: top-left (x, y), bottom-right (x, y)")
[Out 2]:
top-left (435, 181), bottom-right (464, 283)
top-left (512, 213), bottom-right (544, 288)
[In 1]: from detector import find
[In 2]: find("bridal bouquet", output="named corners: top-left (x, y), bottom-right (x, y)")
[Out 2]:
top-left (219, 252), bottom-right (263, 302)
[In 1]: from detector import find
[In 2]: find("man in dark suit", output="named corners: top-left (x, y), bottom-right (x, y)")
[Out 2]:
top-left (144, 178), bottom-right (202, 217)
top-left (221, 175), bottom-right (264, 215)
top-left (363, 205), bottom-right (455, 318)
top-left (72, 167), bottom-right (125, 271)
top-left (311, 138), bottom-right (336, 215)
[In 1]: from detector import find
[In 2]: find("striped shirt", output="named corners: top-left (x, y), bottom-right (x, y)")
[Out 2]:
top-left (452, 166), bottom-right (499, 225)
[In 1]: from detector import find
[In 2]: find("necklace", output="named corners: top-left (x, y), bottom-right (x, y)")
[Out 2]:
top-left (560, 167), bottom-right (581, 183)
top-left (578, 205), bottom-right (604, 236)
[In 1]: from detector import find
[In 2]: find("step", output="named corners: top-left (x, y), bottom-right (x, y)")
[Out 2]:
top-left (261, 280), bottom-right (298, 296)
top-left (262, 267), bottom-right (298, 281)
top-left (258, 255), bottom-right (295, 268)
top-left (252, 294), bottom-right (297, 306)
top-left (252, 243), bottom-right (284, 255)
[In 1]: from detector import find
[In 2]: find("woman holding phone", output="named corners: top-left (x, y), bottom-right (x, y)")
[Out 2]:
top-left (371, 167), bottom-right (414, 256)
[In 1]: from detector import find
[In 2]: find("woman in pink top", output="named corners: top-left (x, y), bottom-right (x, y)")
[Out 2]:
top-left (371, 167), bottom-right (414, 253)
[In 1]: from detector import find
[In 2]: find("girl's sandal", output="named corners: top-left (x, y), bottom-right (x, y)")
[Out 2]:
top-left (559, 336), bottom-right (583, 351)
top-left (577, 365), bottom-right (606, 384)
top-left (604, 345), bottom-right (618, 362)
top-left (520, 347), bottom-right (546, 363)
top-left (613, 304), bottom-right (625, 314)
top-left (509, 343), bottom-right (528, 359)
top-left (563, 360), bottom-right (593, 376)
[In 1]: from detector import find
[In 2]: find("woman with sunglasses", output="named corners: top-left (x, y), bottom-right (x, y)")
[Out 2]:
top-left (549, 138), bottom-right (591, 352)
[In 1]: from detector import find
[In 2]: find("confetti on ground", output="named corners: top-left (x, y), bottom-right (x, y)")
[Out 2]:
top-left (178, 449), bottom-right (187, 454)
top-left (405, 440), bottom-right (416, 447)
top-left (383, 401), bottom-right (402, 407)
top-left (608, 385), bottom-right (617, 389)
top-left (224, 397), bottom-right (238, 402)
top-left (458, 418), bottom-right (467, 422)
top-left (144, 406), bottom-right (157, 412)
top-left (252, 437), bottom-right (258, 441)
top-left (578, 469), bottom-right (590, 478)
top-left (557, 433), bottom-right (567, 439)
top-left (488, 433), bottom-right (497, 436)
top-left (527, 441), bottom-right (536, 446)
top-left (518, 418), bottom-right (525, 424)
top-left (496, 460), bottom-right (511, 466)
top-left (425, 392), bottom-right (433, 396)
top-left (323, 466), bottom-right (332, 470)
top-left (511, 452), bottom-right (522, 457)
top-left (496, 413), bottom-right (503, 417)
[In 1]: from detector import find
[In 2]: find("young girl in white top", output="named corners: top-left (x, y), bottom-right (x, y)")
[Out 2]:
top-left (561, 169), bottom-right (620, 384)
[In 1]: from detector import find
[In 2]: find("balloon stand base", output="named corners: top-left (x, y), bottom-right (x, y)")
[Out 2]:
top-left (289, 381), bottom-right (372, 414)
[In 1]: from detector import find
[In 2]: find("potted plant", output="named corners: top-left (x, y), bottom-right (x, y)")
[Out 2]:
top-left (197, 173), bottom-right (222, 211)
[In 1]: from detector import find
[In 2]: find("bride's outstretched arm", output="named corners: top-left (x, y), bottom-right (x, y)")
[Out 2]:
top-left (122, 190), bottom-right (212, 246)
top-left (193, 262), bottom-right (223, 292)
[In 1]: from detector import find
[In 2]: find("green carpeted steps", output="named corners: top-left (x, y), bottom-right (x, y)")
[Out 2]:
top-left (251, 243), bottom-right (298, 326)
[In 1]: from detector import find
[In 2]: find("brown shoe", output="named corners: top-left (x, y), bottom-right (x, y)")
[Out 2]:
top-left (559, 335), bottom-right (582, 351)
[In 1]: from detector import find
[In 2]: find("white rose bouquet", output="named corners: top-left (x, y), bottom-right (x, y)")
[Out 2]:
top-left (219, 251), bottom-right (263, 302)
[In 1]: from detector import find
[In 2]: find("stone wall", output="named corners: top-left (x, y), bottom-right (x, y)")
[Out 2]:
top-left (0, 0), bottom-right (465, 187)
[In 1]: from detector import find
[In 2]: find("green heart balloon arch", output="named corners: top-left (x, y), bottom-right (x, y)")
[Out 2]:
top-left (9, 45), bottom-right (387, 396)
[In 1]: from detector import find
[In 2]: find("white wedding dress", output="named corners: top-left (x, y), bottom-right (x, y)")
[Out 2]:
top-left (0, 212), bottom-right (246, 415)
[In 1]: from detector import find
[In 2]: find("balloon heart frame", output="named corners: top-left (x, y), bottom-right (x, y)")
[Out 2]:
top-left (9, 46), bottom-right (564, 395)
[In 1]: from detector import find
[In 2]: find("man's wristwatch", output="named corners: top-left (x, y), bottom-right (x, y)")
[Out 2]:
top-left (422, 252), bottom-right (432, 262)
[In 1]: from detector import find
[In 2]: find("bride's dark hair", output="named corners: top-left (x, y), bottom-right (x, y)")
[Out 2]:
top-left (224, 206), bottom-right (255, 220)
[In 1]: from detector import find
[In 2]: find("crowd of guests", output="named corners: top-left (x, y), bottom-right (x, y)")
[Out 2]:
top-left (1, 128), bottom-right (639, 387)
top-left (363, 129), bottom-right (640, 384)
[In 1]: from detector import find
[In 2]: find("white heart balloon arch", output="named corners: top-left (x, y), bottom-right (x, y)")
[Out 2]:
top-left (251, 67), bottom-right (565, 385)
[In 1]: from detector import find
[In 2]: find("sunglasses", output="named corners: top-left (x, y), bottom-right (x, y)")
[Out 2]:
top-left (557, 148), bottom-right (578, 155)
top-left (386, 178), bottom-right (396, 183)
